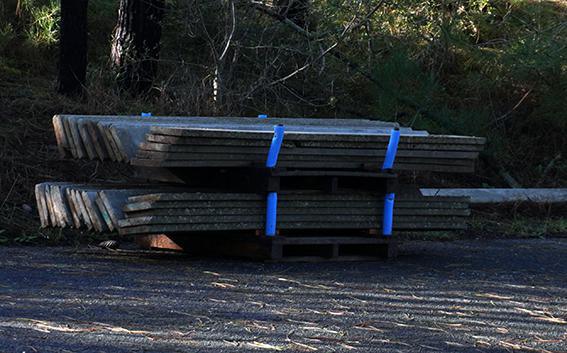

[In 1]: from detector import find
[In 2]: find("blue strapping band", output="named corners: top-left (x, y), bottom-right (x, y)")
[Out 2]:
top-left (382, 127), bottom-right (400, 171)
top-left (266, 124), bottom-right (285, 168)
top-left (265, 192), bottom-right (278, 236)
top-left (141, 112), bottom-right (152, 117)
top-left (258, 114), bottom-right (268, 119)
top-left (382, 192), bottom-right (395, 236)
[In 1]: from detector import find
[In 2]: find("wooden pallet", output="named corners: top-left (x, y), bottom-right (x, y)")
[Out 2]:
top-left (165, 233), bottom-right (398, 261)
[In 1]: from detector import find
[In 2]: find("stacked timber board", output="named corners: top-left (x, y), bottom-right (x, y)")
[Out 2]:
top-left (119, 192), bottom-right (470, 235)
top-left (35, 182), bottom-right (470, 235)
top-left (34, 183), bottom-right (187, 232)
top-left (52, 115), bottom-right (485, 173)
top-left (35, 114), bottom-right (485, 260)
top-left (133, 127), bottom-right (484, 173)
top-left (52, 115), bottom-right (412, 162)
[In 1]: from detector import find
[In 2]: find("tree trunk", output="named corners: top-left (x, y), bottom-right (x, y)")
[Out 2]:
top-left (276, 0), bottom-right (310, 29)
top-left (111, 0), bottom-right (165, 94)
top-left (58, 0), bottom-right (88, 95)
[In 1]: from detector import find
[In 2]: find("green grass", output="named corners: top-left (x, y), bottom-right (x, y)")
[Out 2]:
top-left (469, 209), bottom-right (567, 238)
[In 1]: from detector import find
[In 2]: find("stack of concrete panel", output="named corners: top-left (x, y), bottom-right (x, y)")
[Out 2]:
top-left (52, 115), bottom-right (484, 173)
top-left (36, 115), bottom-right (485, 259)
top-left (118, 191), bottom-right (470, 235)
top-left (35, 183), bottom-right (470, 235)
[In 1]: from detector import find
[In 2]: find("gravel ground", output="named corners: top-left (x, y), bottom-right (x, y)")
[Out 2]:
top-left (0, 239), bottom-right (566, 353)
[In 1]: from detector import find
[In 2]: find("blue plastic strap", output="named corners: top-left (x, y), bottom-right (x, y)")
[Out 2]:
top-left (258, 114), bottom-right (268, 119)
top-left (265, 192), bottom-right (278, 236)
top-left (382, 127), bottom-right (400, 171)
top-left (141, 112), bottom-right (152, 117)
top-left (265, 124), bottom-right (285, 168)
top-left (382, 193), bottom-right (395, 237)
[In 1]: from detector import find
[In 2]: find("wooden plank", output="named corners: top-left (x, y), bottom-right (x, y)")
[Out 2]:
top-left (55, 115), bottom-right (404, 128)
top-left (61, 116), bottom-right (78, 158)
top-left (46, 185), bottom-right (63, 227)
top-left (139, 142), bottom-right (480, 159)
top-left (394, 163), bottom-right (475, 173)
top-left (109, 123), bottom-right (151, 161)
top-left (97, 122), bottom-right (122, 162)
top-left (95, 121), bottom-right (119, 161)
top-left (146, 134), bottom-right (484, 151)
top-left (127, 192), bottom-right (467, 203)
top-left (77, 119), bottom-right (97, 160)
top-left (131, 158), bottom-right (254, 168)
top-left (123, 200), bottom-right (265, 212)
top-left (85, 120), bottom-right (109, 160)
top-left (65, 188), bottom-right (82, 228)
top-left (108, 126), bottom-right (129, 162)
top-left (72, 189), bottom-right (93, 230)
top-left (150, 126), bottom-right (486, 145)
top-left (71, 188), bottom-right (92, 230)
top-left (51, 184), bottom-right (74, 227)
top-left (95, 194), bottom-right (115, 231)
top-left (81, 191), bottom-right (107, 232)
top-left (118, 214), bottom-right (467, 228)
top-left (68, 117), bottom-right (87, 159)
top-left (295, 140), bottom-right (485, 151)
top-left (98, 188), bottom-right (186, 228)
top-left (146, 134), bottom-right (296, 147)
top-left (127, 192), bottom-right (264, 203)
top-left (34, 183), bottom-right (49, 228)
top-left (276, 236), bottom-right (390, 245)
top-left (129, 158), bottom-right (475, 172)
top-left (52, 115), bottom-right (70, 158)
top-left (124, 207), bottom-right (471, 218)
top-left (118, 221), bottom-right (466, 235)
top-left (270, 169), bottom-right (397, 178)
top-left (134, 150), bottom-right (477, 166)
top-left (123, 199), bottom-right (469, 212)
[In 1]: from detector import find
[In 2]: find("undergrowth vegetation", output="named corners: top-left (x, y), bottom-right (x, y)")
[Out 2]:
top-left (0, 0), bottom-right (566, 242)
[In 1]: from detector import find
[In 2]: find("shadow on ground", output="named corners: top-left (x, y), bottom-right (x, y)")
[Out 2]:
top-left (0, 239), bottom-right (566, 352)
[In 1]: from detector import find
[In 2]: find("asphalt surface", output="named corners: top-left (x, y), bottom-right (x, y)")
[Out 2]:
top-left (0, 239), bottom-right (566, 353)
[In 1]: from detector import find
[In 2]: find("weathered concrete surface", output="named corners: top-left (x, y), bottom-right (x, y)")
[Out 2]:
top-left (0, 239), bottom-right (566, 352)
top-left (421, 188), bottom-right (567, 204)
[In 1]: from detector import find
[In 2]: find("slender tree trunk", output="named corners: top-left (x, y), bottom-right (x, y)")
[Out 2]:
top-left (111, 0), bottom-right (165, 94)
top-left (276, 0), bottom-right (310, 29)
top-left (58, 0), bottom-right (88, 95)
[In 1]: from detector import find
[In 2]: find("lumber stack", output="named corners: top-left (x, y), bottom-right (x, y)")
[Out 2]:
top-left (133, 127), bottom-right (483, 172)
top-left (36, 114), bottom-right (485, 260)
top-left (34, 183), bottom-right (186, 232)
top-left (35, 182), bottom-right (469, 235)
top-left (52, 115), bottom-right (412, 162)
top-left (119, 192), bottom-right (470, 235)
top-left (52, 115), bottom-right (484, 173)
